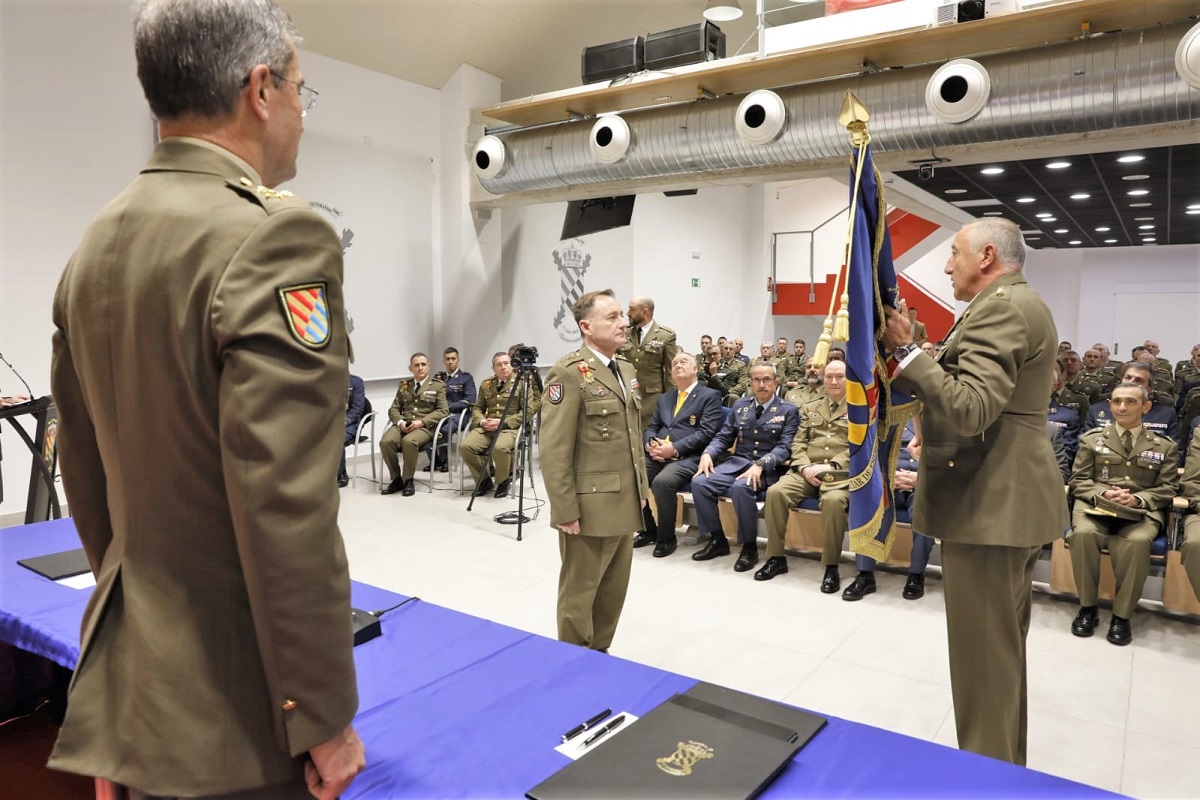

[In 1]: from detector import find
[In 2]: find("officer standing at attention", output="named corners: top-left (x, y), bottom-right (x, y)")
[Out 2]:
top-left (432, 346), bottom-right (476, 472)
top-left (618, 296), bottom-right (678, 432)
top-left (48, 1), bottom-right (364, 796)
top-left (460, 352), bottom-right (538, 498)
top-left (380, 353), bottom-right (448, 496)
top-left (882, 218), bottom-right (1068, 766)
top-left (1068, 383), bottom-right (1178, 645)
top-left (690, 363), bottom-right (799, 571)
top-left (541, 289), bottom-right (649, 652)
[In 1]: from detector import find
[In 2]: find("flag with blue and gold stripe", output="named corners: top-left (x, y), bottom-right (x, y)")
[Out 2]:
top-left (845, 144), bottom-right (919, 562)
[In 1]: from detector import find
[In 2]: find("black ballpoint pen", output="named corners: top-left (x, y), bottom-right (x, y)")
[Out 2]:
top-left (579, 714), bottom-right (627, 749)
top-left (562, 708), bottom-right (612, 742)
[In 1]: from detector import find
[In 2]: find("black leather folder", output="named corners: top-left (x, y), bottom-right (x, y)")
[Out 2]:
top-left (17, 548), bottom-right (91, 581)
top-left (527, 696), bottom-right (807, 799)
top-left (681, 681), bottom-right (827, 748)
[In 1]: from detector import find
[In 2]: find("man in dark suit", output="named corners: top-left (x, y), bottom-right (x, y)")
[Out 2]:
top-left (633, 352), bottom-right (723, 557)
top-left (691, 363), bottom-right (799, 572)
top-left (338, 373), bottom-right (366, 487)
top-left (883, 218), bottom-right (1069, 766)
top-left (48, 2), bottom-right (364, 797)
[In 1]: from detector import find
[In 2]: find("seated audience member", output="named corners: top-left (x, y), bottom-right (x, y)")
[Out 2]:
top-left (784, 362), bottom-right (825, 407)
top-left (1179, 426), bottom-right (1200, 601)
top-left (774, 337), bottom-right (790, 359)
top-left (1048, 362), bottom-right (1082, 464)
top-left (1131, 345), bottom-right (1175, 406)
top-left (1062, 350), bottom-right (1101, 404)
top-left (1175, 344), bottom-right (1200, 391)
top-left (380, 353), bottom-right (448, 496)
top-left (782, 339), bottom-right (808, 389)
top-left (840, 418), bottom-right (936, 600)
top-left (733, 337), bottom-right (751, 365)
top-left (828, 347), bottom-right (847, 363)
top-left (634, 353), bottom-right (723, 558)
top-left (755, 341), bottom-right (775, 365)
top-left (1081, 348), bottom-right (1117, 399)
top-left (460, 352), bottom-right (537, 499)
top-left (1048, 422), bottom-right (1071, 482)
top-left (1053, 357), bottom-right (1089, 417)
top-left (337, 373), bottom-right (366, 487)
top-left (1068, 384), bottom-right (1179, 645)
top-left (1083, 360), bottom-right (1180, 450)
top-left (1143, 339), bottom-right (1175, 375)
top-left (1093, 342), bottom-right (1122, 373)
top-left (712, 340), bottom-right (750, 405)
top-left (691, 363), bottom-right (798, 570)
top-left (1059, 341), bottom-right (1073, 354)
top-left (757, 360), bottom-right (851, 591)
top-left (695, 334), bottom-right (713, 364)
top-left (919, 341), bottom-right (937, 358)
top-left (432, 346), bottom-right (477, 472)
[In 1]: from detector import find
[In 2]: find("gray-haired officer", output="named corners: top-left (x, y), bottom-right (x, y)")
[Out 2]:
top-left (690, 363), bottom-right (799, 572)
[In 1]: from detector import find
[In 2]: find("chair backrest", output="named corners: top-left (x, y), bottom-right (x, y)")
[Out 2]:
top-left (363, 396), bottom-right (373, 415)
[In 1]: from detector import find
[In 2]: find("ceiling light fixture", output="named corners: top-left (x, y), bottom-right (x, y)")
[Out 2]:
top-left (1043, 217), bottom-right (1057, 222)
top-left (703, 0), bottom-right (743, 21)
top-left (1068, 240), bottom-right (1082, 245)
top-left (1188, 203), bottom-right (1200, 210)
top-left (1095, 226), bottom-right (1110, 232)
top-left (980, 167), bottom-right (1005, 175)
top-left (1046, 161), bottom-right (1071, 169)
top-left (1188, 210), bottom-right (1200, 215)
top-left (1069, 193), bottom-right (1091, 200)
top-left (1128, 189), bottom-right (1150, 196)
top-left (1121, 174), bottom-right (1150, 181)
top-left (983, 211), bottom-right (1003, 216)
top-left (944, 188), bottom-right (968, 194)
top-left (1035, 212), bottom-right (1053, 218)
top-left (1134, 216), bottom-right (1155, 221)
top-left (1104, 239), bottom-right (1118, 244)
top-left (1054, 228), bottom-right (1069, 234)
top-left (1130, 202), bottom-right (1152, 208)
top-left (1139, 224), bottom-right (1155, 230)
top-left (1016, 197), bottom-right (1036, 204)
top-left (1117, 154), bottom-right (1146, 163)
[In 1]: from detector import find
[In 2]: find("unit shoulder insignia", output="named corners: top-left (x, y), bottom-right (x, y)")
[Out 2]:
top-left (277, 282), bottom-right (331, 349)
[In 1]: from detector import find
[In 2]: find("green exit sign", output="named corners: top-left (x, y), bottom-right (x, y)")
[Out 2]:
top-left (691, 278), bottom-right (700, 288)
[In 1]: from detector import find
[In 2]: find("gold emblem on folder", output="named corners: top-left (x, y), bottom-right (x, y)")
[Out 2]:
top-left (655, 740), bottom-right (715, 776)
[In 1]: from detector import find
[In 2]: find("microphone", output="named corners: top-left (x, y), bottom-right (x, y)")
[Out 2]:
top-left (0, 351), bottom-right (35, 399)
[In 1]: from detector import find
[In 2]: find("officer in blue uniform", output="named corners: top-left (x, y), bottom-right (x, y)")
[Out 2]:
top-left (1084, 361), bottom-right (1180, 456)
top-left (337, 374), bottom-right (366, 487)
top-left (1048, 362), bottom-right (1082, 465)
top-left (690, 362), bottom-right (799, 572)
top-left (433, 347), bottom-right (476, 471)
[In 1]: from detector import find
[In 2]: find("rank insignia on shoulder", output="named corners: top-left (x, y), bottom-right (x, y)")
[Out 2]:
top-left (278, 282), bottom-right (331, 349)
top-left (547, 383), bottom-right (563, 404)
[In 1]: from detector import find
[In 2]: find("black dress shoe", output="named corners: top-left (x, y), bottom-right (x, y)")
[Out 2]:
top-left (435, 462), bottom-right (449, 473)
top-left (1107, 615), bottom-right (1132, 646)
top-left (1071, 606), bottom-right (1099, 637)
top-left (902, 572), bottom-right (925, 600)
top-left (734, 546), bottom-right (759, 572)
top-left (692, 536), bottom-right (731, 561)
top-left (493, 478), bottom-right (511, 498)
top-left (337, 473), bottom-right (349, 488)
top-left (754, 556), bottom-right (789, 581)
top-left (652, 539), bottom-right (677, 558)
top-left (401, 479), bottom-right (416, 497)
top-left (381, 477), bottom-right (404, 495)
top-left (473, 478), bottom-right (494, 497)
top-left (842, 572), bottom-right (876, 601)
top-left (633, 531), bottom-right (657, 549)
top-left (820, 566), bottom-right (841, 594)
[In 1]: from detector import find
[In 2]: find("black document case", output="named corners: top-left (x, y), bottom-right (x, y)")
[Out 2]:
top-left (17, 548), bottom-right (91, 580)
top-left (681, 681), bottom-right (827, 748)
top-left (527, 687), bottom-right (825, 799)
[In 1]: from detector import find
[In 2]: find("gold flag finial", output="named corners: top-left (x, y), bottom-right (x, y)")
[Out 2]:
top-left (839, 91), bottom-right (871, 147)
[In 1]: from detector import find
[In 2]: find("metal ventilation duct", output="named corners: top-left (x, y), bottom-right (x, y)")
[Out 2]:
top-left (477, 21), bottom-right (1200, 196)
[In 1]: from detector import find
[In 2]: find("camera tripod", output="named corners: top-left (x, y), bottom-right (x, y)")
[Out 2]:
top-left (466, 363), bottom-right (541, 541)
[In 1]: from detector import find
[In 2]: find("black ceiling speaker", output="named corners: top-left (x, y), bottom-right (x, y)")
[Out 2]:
top-left (581, 37), bottom-right (645, 85)
top-left (644, 21), bottom-right (726, 71)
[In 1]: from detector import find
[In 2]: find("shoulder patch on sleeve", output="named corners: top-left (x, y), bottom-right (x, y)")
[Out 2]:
top-left (546, 383), bottom-right (564, 404)
top-left (278, 282), bottom-right (331, 349)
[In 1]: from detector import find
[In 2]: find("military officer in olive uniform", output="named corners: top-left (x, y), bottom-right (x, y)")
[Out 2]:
top-left (1175, 345), bottom-right (1200, 393)
top-left (695, 334), bottom-right (714, 365)
top-left (380, 353), bottom-right (448, 496)
top-left (541, 289), bottom-right (649, 652)
top-left (618, 296), bottom-right (679, 432)
top-left (461, 352), bottom-right (539, 498)
top-left (709, 340), bottom-right (750, 404)
top-left (781, 338), bottom-right (809, 390)
top-left (882, 219), bottom-right (1069, 766)
top-left (1178, 426), bottom-right (1200, 601)
top-left (785, 362), bottom-right (826, 408)
top-left (690, 363), bottom-right (799, 572)
top-left (1068, 383), bottom-right (1179, 645)
top-left (758, 360), bottom-right (851, 591)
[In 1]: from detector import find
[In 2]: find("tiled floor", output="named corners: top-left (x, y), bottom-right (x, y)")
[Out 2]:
top-left (340, 463), bottom-right (1200, 798)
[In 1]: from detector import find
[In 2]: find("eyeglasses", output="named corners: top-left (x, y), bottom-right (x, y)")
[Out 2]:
top-left (271, 70), bottom-right (318, 116)
top-left (243, 69), bottom-right (318, 116)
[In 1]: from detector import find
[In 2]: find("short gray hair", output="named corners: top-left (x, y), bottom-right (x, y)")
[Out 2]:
top-left (134, 0), bottom-right (299, 119)
top-left (963, 218), bottom-right (1026, 270)
top-left (1111, 383), bottom-right (1149, 404)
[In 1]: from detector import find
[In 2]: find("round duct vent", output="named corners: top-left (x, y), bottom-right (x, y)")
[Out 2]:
top-left (925, 59), bottom-right (991, 124)
top-left (471, 136), bottom-right (507, 180)
top-left (590, 115), bottom-right (632, 164)
top-left (1176, 21), bottom-right (1200, 88)
top-left (735, 90), bottom-right (787, 146)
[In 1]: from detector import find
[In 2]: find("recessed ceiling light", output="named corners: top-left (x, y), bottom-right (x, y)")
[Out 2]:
top-left (1138, 224), bottom-right (1155, 230)
top-left (1134, 216), bottom-right (1155, 221)
top-left (1025, 236), bottom-right (1042, 240)
top-left (1130, 202), bottom-right (1152, 208)
top-left (1188, 203), bottom-right (1200, 210)
top-left (1142, 237), bottom-right (1156, 242)
top-left (1042, 217), bottom-right (1057, 222)
top-left (944, 188), bottom-right (968, 195)
top-left (980, 167), bottom-right (1005, 175)
top-left (1094, 226), bottom-right (1110, 232)
top-left (1188, 209), bottom-right (1200, 215)
top-left (1127, 189), bottom-right (1150, 196)
top-left (1104, 239), bottom-right (1118, 244)
top-left (1016, 197), bottom-right (1036, 204)
top-left (1054, 228), bottom-right (1069, 234)
top-left (982, 211), bottom-right (1003, 216)
top-left (1035, 212), bottom-right (1053, 218)
top-left (1020, 229), bottom-right (1039, 234)
top-left (1069, 193), bottom-right (1091, 200)
top-left (1121, 174), bottom-right (1150, 181)
top-left (1046, 161), bottom-right (1071, 169)
top-left (1117, 154), bottom-right (1146, 163)
top-left (1068, 240), bottom-right (1082, 245)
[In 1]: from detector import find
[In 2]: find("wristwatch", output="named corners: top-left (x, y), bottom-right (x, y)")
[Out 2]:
top-left (893, 343), bottom-right (920, 362)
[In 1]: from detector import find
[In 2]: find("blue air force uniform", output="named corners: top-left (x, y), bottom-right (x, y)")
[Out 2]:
top-left (433, 369), bottom-right (477, 468)
top-left (691, 396), bottom-right (799, 546)
top-left (1048, 400), bottom-right (1082, 465)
